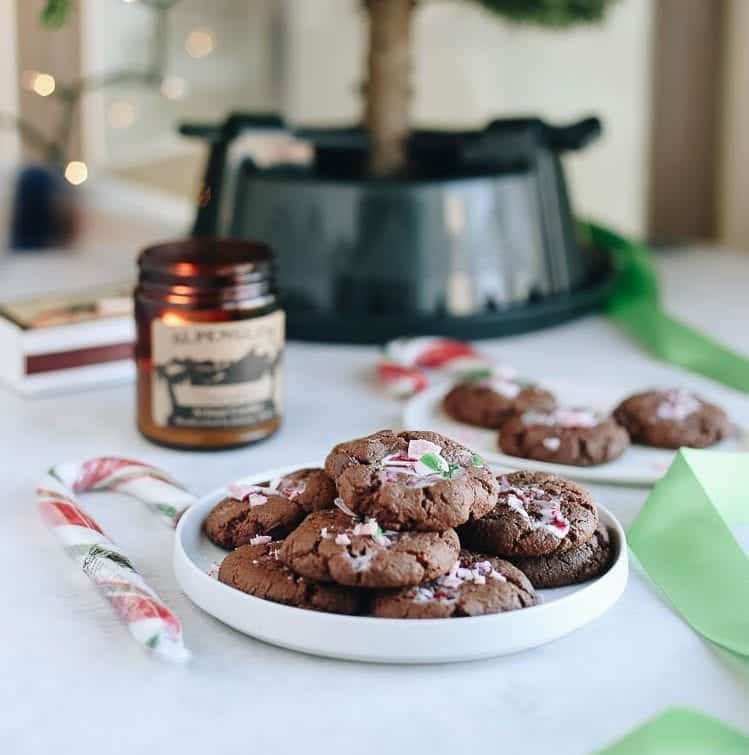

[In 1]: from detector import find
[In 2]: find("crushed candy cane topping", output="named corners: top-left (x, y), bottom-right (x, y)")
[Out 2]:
top-left (321, 517), bottom-right (399, 549)
top-left (408, 438), bottom-right (442, 458)
top-left (655, 389), bottom-right (701, 422)
top-left (207, 561), bottom-right (221, 579)
top-left (497, 476), bottom-right (570, 539)
top-left (522, 407), bottom-right (600, 429)
top-left (379, 439), bottom-right (464, 487)
top-left (227, 484), bottom-right (279, 505)
top-left (476, 370), bottom-right (524, 398)
top-left (272, 475), bottom-right (307, 500)
top-left (488, 380), bottom-right (521, 399)
top-left (412, 558), bottom-right (506, 603)
top-left (249, 535), bottom-right (272, 546)
top-left (353, 519), bottom-right (379, 537)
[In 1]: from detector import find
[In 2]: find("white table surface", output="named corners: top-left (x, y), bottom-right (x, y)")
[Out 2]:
top-left (1, 183), bottom-right (748, 754)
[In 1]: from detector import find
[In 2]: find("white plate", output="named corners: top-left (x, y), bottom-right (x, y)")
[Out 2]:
top-left (403, 384), bottom-right (747, 486)
top-left (174, 463), bottom-right (629, 664)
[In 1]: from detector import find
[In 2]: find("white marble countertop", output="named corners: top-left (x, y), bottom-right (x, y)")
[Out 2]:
top-left (1, 182), bottom-right (748, 753)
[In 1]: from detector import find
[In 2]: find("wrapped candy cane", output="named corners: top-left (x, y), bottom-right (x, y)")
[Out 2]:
top-left (378, 337), bottom-right (498, 398)
top-left (384, 337), bottom-right (483, 370)
top-left (376, 362), bottom-right (429, 399)
top-left (36, 457), bottom-right (197, 663)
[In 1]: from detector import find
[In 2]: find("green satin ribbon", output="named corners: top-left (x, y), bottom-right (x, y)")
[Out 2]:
top-left (597, 708), bottom-right (749, 755)
top-left (608, 451), bottom-right (749, 752)
top-left (627, 448), bottom-right (749, 657)
top-left (583, 223), bottom-right (749, 393)
top-left (569, 228), bottom-right (749, 751)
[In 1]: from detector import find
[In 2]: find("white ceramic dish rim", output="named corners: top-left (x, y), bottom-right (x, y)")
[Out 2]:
top-left (174, 462), bottom-right (629, 662)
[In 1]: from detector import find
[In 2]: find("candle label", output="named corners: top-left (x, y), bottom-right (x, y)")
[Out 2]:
top-left (150, 311), bottom-right (284, 429)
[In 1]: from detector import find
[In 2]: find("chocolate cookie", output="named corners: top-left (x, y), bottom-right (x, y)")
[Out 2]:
top-left (613, 388), bottom-right (729, 449)
top-left (324, 430), bottom-right (498, 531)
top-left (498, 407), bottom-right (630, 466)
top-left (271, 467), bottom-right (337, 512)
top-left (204, 484), bottom-right (305, 549)
top-left (371, 550), bottom-right (538, 619)
top-left (443, 377), bottom-right (555, 429)
top-left (218, 541), bottom-right (361, 615)
top-left (458, 471), bottom-right (598, 557)
top-left (510, 524), bottom-right (613, 588)
top-left (278, 509), bottom-right (460, 588)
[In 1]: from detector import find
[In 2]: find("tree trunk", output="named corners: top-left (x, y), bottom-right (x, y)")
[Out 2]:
top-left (364, 0), bottom-right (415, 177)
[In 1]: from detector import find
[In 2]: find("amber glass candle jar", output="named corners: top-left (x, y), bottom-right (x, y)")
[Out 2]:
top-left (135, 239), bottom-right (283, 450)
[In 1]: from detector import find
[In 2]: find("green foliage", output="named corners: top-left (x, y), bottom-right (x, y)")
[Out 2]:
top-left (41, 0), bottom-right (70, 28)
top-left (41, 0), bottom-right (615, 31)
top-left (474, 0), bottom-right (616, 26)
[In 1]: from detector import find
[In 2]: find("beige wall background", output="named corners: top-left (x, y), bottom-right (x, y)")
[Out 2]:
top-left (0, 0), bottom-right (19, 159)
top-left (6, 1), bottom-right (748, 249)
top-left (719, 0), bottom-right (749, 249)
top-left (2, 0), bottom-right (674, 243)
top-left (281, 0), bottom-right (654, 237)
top-left (80, 0), bottom-right (276, 199)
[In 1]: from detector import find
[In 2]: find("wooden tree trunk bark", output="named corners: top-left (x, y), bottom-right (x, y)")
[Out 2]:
top-left (364, 0), bottom-right (415, 177)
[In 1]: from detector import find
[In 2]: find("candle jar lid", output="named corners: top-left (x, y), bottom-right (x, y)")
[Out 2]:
top-left (137, 238), bottom-right (277, 304)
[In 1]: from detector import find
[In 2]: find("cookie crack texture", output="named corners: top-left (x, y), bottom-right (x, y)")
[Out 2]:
top-left (459, 471), bottom-right (598, 558)
top-left (327, 430), bottom-right (498, 532)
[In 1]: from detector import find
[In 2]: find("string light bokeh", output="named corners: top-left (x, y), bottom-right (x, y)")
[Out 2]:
top-left (0, 0), bottom-right (225, 185)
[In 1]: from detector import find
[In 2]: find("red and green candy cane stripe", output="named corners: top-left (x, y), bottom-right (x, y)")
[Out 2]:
top-left (37, 457), bottom-right (197, 663)
top-left (378, 337), bottom-right (493, 398)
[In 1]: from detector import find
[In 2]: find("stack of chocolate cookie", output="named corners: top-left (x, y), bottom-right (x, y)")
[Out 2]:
top-left (458, 470), bottom-right (613, 589)
top-left (319, 430), bottom-right (539, 618)
top-left (207, 467), bottom-right (366, 614)
top-left (207, 430), bottom-right (543, 618)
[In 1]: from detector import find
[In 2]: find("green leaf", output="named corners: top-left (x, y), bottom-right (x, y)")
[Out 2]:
top-left (471, 455), bottom-right (484, 468)
top-left (419, 453), bottom-right (449, 474)
top-left (41, 0), bottom-right (70, 28)
top-left (474, 0), bottom-right (616, 27)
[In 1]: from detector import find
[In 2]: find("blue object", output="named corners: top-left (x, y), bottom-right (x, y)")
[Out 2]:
top-left (9, 164), bottom-right (76, 251)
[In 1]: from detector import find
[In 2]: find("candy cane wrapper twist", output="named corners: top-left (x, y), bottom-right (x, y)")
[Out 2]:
top-left (37, 457), bottom-right (198, 663)
top-left (377, 337), bottom-right (493, 398)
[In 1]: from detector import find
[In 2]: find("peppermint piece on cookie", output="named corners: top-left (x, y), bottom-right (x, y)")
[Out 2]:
top-left (613, 389), bottom-right (729, 449)
top-left (271, 467), bottom-right (338, 512)
top-left (278, 509), bottom-right (460, 588)
top-left (498, 407), bottom-right (629, 466)
top-left (458, 471), bottom-right (598, 557)
top-left (371, 550), bottom-right (538, 618)
top-left (510, 524), bottom-right (614, 589)
top-left (443, 376), bottom-right (555, 429)
top-left (204, 485), bottom-right (305, 550)
top-left (324, 430), bottom-right (498, 531)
